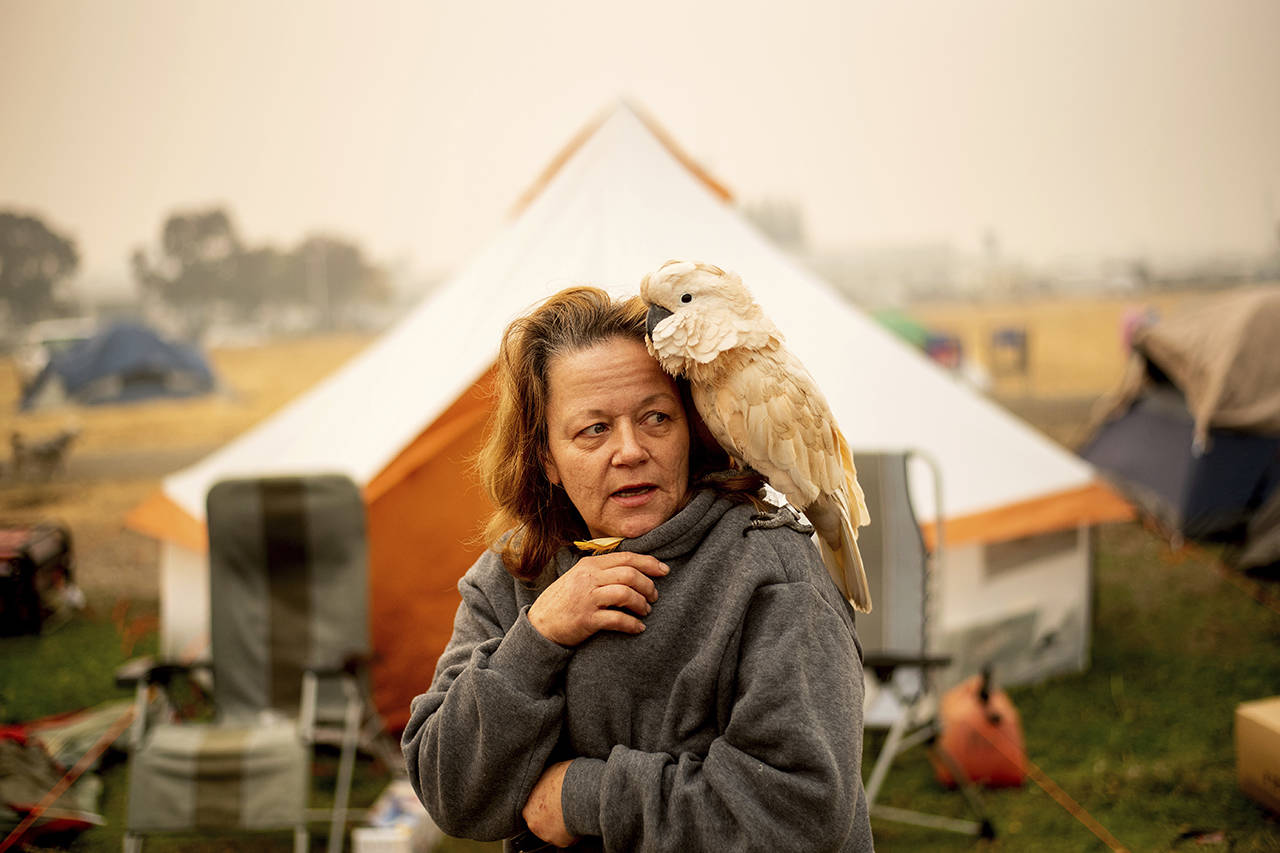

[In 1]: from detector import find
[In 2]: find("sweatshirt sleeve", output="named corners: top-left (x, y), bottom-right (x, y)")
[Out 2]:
top-left (401, 561), bottom-right (574, 841)
top-left (560, 581), bottom-right (869, 852)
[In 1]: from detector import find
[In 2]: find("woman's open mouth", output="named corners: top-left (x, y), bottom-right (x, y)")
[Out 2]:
top-left (610, 484), bottom-right (657, 505)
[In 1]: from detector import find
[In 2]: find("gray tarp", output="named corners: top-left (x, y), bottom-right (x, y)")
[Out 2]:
top-left (1100, 286), bottom-right (1280, 446)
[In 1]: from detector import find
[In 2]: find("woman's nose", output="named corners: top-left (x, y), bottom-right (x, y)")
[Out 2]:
top-left (611, 422), bottom-right (648, 466)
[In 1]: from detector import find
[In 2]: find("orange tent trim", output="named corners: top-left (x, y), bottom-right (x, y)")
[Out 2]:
top-left (921, 480), bottom-right (1135, 549)
top-left (124, 490), bottom-right (206, 553)
top-left (366, 366), bottom-right (496, 504)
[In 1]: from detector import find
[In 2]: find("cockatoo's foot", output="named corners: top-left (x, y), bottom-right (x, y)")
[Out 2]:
top-left (745, 503), bottom-right (814, 537)
top-left (695, 467), bottom-right (769, 509)
top-left (700, 466), bottom-right (758, 487)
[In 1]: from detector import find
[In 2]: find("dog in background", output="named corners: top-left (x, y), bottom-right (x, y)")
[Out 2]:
top-left (9, 428), bottom-right (80, 480)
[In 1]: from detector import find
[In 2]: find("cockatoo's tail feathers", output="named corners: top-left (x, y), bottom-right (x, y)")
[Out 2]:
top-left (836, 428), bottom-right (872, 528)
top-left (817, 524), bottom-right (873, 613)
top-left (807, 493), bottom-right (873, 613)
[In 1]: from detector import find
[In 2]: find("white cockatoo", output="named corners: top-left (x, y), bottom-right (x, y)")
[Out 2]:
top-left (641, 259), bottom-right (873, 612)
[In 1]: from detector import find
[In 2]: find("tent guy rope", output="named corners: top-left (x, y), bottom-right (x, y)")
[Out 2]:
top-left (971, 722), bottom-right (1131, 853)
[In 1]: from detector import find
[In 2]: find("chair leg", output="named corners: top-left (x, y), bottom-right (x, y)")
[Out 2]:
top-left (865, 702), bottom-right (913, 806)
top-left (361, 708), bottom-right (404, 776)
top-left (294, 825), bottom-right (309, 853)
top-left (926, 742), bottom-right (995, 836)
top-left (328, 684), bottom-right (363, 853)
top-left (122, 833), bottom-right (143, 853)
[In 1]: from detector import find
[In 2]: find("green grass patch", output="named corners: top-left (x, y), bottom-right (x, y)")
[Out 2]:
top-left (0, 598), bottom-right (156, 723)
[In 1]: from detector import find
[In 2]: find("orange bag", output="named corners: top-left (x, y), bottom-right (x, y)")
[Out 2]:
top-left (933, 670), bottom-right (1027, 788)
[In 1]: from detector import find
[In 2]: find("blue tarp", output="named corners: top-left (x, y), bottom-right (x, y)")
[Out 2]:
top-left (20, 322), bottom-right (216, 410)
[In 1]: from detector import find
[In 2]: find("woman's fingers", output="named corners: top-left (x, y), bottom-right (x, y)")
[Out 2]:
top-left (582, 552), bottom-right (670, 578)
top-left (589, 607), bottom-right (647, 635)
top-left (595, 565), bottom-right (660, 602)
top-left (528, 551), bottom-right (670, 646)
top-left (590, 583), bottom-right (652, 615)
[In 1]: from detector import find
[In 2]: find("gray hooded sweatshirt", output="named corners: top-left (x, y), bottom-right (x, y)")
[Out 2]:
top-left (402, 490), bottom-right (874, 852)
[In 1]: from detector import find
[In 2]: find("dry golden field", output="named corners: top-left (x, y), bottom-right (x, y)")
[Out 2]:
top-left (911, 288), bottom-right (1246, 399)
top-left (0, 333), bottom-right (376, 597)
top-left (0, 286), bottom-right (1259, 600)
top-left (1, 333), bottom-right (376, 454)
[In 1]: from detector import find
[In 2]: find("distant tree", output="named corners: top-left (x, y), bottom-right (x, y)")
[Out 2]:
top-left (232, 245), bottom-right (288, 314)
top-left (134, 207), bottom-right (392, 330)
top-left (133, 206), bottom-right (244, 313)
top-left (130, 247), bottom-right (165, 301)
top-left (1128, 258), bottom-right (1153, 287)
top-left (285, 235), bottom-right (391, 327)
top-left (0, 211), bottom-right (79, 324)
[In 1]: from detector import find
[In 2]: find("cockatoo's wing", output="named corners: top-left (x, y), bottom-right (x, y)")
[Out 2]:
top-left (691, 348), bottom-right (858, 511)
top-left (691, 347), bottom-right (873, 611)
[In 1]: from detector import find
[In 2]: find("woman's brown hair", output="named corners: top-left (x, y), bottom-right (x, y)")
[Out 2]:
top-left (477, 286), bottom-right (740, 581)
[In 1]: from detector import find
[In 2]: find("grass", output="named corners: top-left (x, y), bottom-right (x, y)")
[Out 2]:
top-left (0, 599), bottom-right (156, 723)
top-left (869, 523), bottom-right (1280, 852)
top-left (0, 597), bottom-right (410, 852)
top-left (3, 524), bottom-right (1280, 851)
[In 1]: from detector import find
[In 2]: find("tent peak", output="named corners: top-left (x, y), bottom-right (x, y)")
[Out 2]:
top-left (509, 100), bottom-right (733, 219)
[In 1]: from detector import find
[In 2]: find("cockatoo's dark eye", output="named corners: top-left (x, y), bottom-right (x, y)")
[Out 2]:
top-left (680, 293), bottom-right (692, 303)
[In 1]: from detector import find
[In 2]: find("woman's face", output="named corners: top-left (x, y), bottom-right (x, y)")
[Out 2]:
top-left (543, 336), bottom-right (691, 540)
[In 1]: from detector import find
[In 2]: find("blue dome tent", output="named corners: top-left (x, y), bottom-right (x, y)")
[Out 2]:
top-left (20, 321), bottom-right (216, 410)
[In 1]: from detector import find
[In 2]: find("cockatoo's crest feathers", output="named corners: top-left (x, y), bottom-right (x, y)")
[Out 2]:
top-left (641, 259), bottom-right (781, 376)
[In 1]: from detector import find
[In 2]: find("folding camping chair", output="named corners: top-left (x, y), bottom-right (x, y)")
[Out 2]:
top-left (120, 474), bottom-right (391, 853)
top-left (856, 451), bottom-right (995, 839)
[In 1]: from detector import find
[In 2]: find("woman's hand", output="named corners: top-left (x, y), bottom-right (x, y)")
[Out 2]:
top-left (522, 760), bottom-right (576, 847)
top-left (528, 551), bottom-right (669, 647)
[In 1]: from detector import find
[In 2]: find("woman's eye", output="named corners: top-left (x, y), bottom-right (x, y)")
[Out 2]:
top-left (582, 423), bottom-right (607, 436)
top-left (646, 411), bottom-right (670, 425)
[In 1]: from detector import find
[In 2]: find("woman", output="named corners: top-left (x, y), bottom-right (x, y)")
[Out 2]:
top-left (402, 286), bottom-right (873, 851)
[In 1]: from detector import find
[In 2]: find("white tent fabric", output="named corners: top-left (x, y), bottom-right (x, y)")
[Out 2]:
top-left (161, 104), bottom-right (1093, 526)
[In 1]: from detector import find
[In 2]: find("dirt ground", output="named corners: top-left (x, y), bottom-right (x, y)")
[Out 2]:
top-left (0, 285), bottom-right (1255, 602)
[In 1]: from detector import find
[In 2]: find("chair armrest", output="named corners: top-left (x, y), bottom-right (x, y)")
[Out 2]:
top-left (863, 652), bottom-right (954, 685)
top-left (298, 656), bottom-right (370, 744)
top-left (304, 653), bottom-right (372, 679)
top-left (303, 664), bottom-right (353, 679)
top-left (114, 655), bottom-right (213, 688)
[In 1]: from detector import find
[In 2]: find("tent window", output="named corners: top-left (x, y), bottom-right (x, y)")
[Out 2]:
top-left (984, 529), bottom-right (1080, 578)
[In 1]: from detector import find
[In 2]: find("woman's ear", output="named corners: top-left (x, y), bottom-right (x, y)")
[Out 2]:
top-left (543, 454), bottom-right (561, 487)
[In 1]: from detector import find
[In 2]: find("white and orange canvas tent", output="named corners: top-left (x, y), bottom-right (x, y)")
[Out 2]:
top-left (127, 103), bottom-right (1132, 729)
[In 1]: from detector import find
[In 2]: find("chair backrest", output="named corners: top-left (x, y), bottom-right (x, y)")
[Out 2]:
top-left (206, 474), bottom-right (369, 719)
top-left (853, 452), bottom-right (929, 658)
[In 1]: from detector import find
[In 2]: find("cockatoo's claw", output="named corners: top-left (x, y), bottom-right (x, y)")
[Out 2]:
top-left (744, 504), bottom-right (814, 537)
top-left (701, 465), bottom-right (757, 485)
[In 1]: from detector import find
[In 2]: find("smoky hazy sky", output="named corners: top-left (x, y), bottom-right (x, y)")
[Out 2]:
top-left (2, 0), bottom-right (1278, 291)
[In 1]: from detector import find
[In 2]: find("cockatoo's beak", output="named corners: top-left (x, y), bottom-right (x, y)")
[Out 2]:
top-left (646, 304), bottom-right (673, 340)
